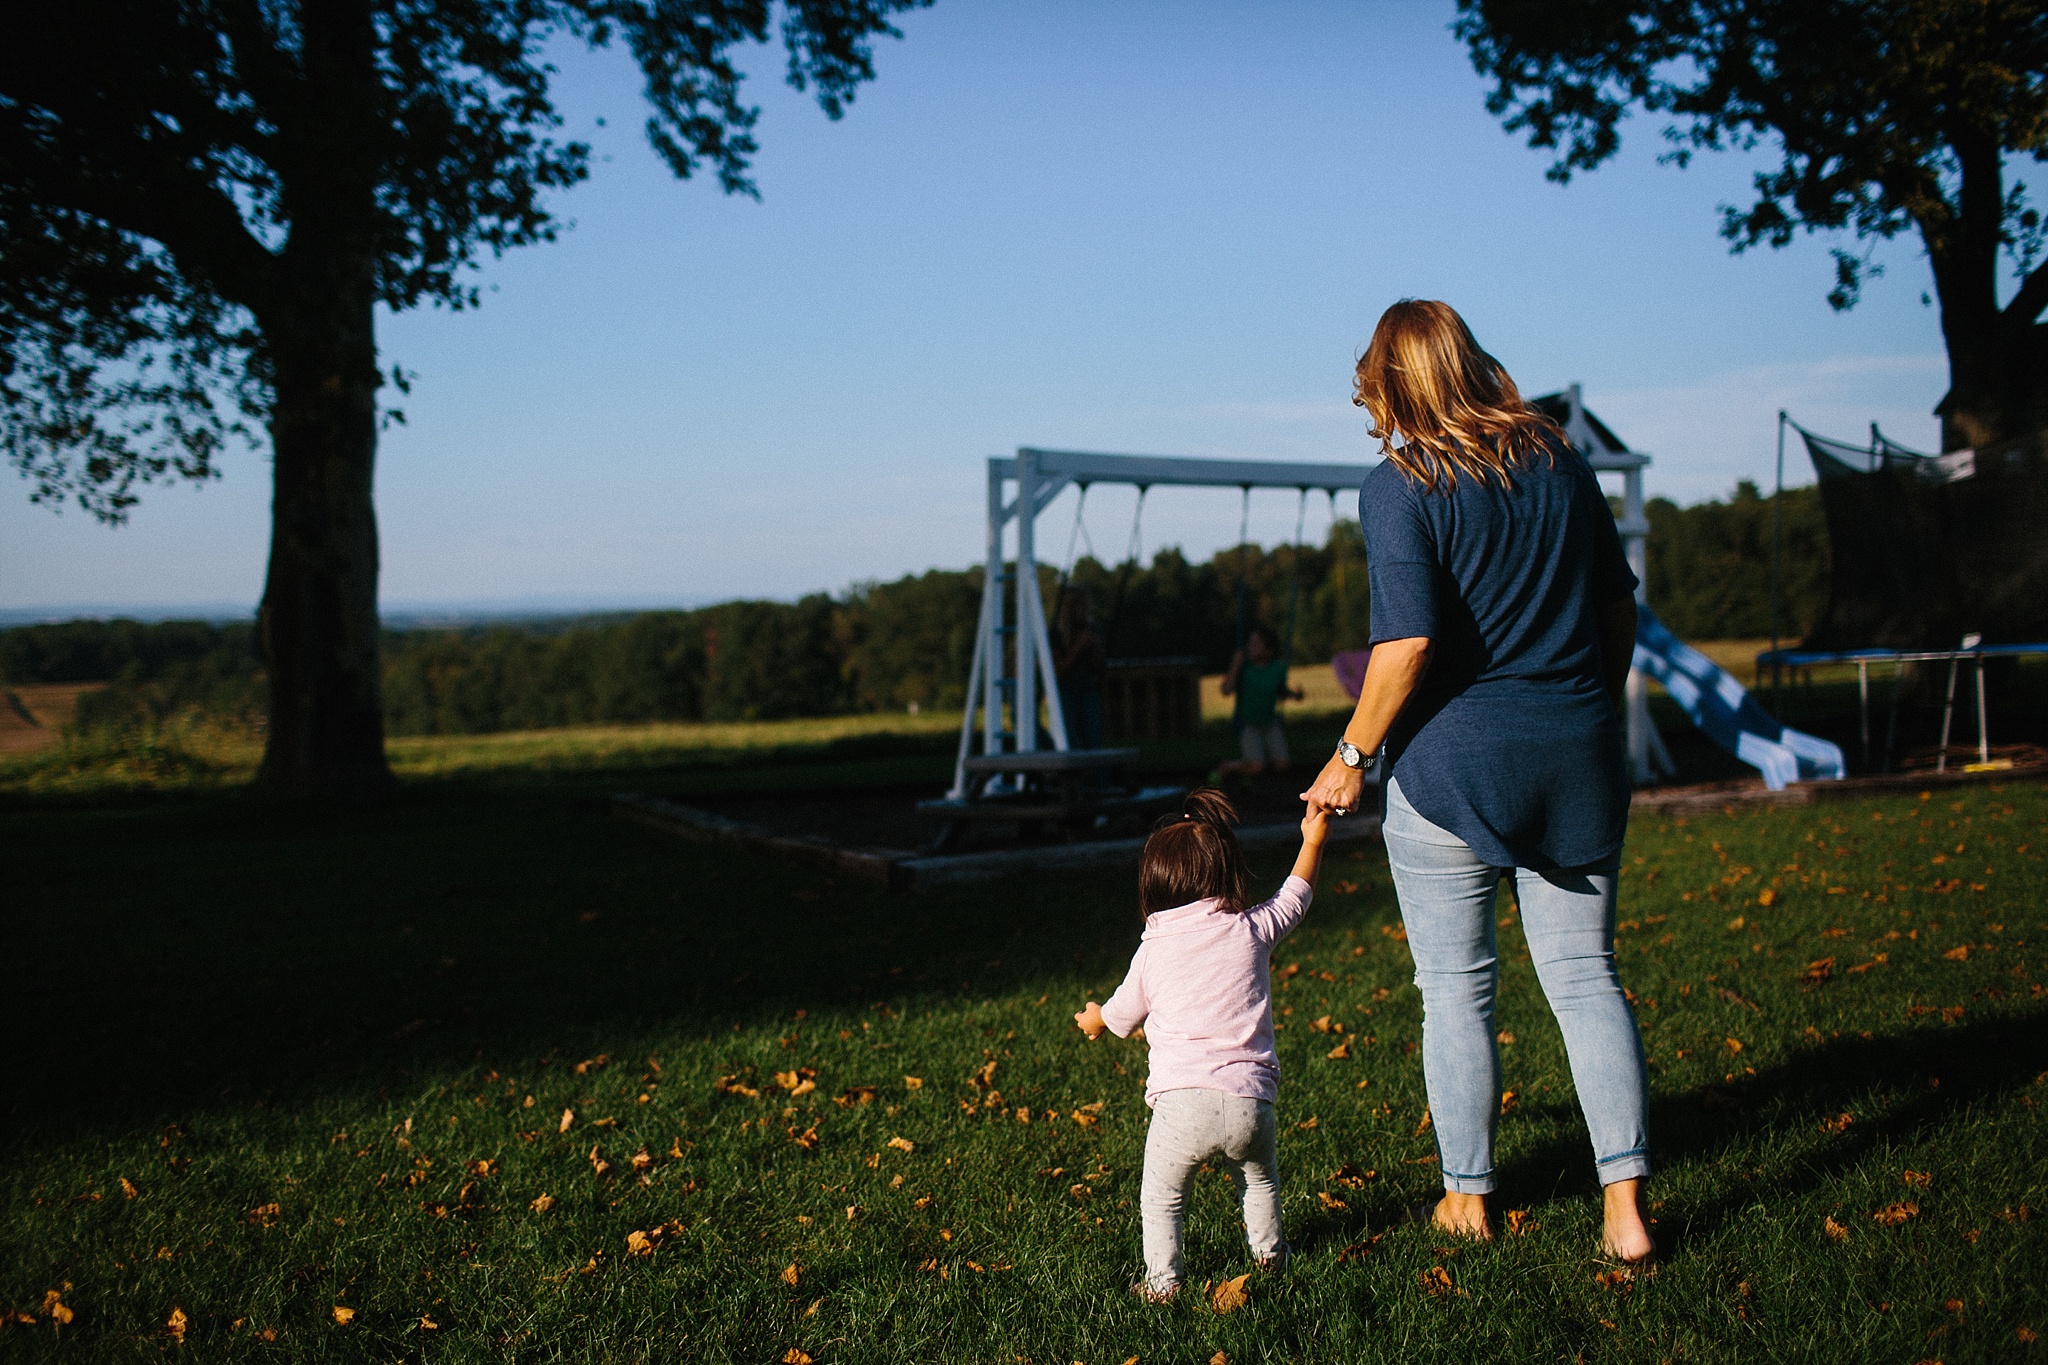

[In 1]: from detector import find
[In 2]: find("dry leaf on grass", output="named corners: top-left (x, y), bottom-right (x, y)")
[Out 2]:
top-left (887, 1136), bottom-right (915, 1153)
top-left (1821, 1112), bottom-right (1854, 1134)
top-left (332, 1306), bottom-right (355, 1325)
top-left (1724, 1037), bottom-right (1744, 1054)
top-left (167, 1307), bottom-right (187, 1343)
top-left (120, 1178), bottom-right (138, 1199)
top-left (573, 1054), bottom-right (610, 1075)
top-left (781, 1264), bottom-right (800, 1286)
top-left (1873, 1201), bottom-right (1920, 1225)
top-left (834, 1086), bottom-right (878, 1108)
top-left (790, 1126), bottom-right (821, 1152)
top-left (1503, 1209), bottom-right (1537, 1236)
top-left (246, 1202), bottom-right (281, 1227)
top-left (589, 1146), bottom-right (613, 1178)
top-left (1329, 1163), bottom-right (1376, 1188)
top-left (1326, 1041), bottom-right (1352, 1060)
top-left (1211, 1353), bottom-right (1229, 1365)
top-left (466, 1159), bottom-right (499, 1178)
top-left (714, 1075), bottom-right (761, 1100)
top-left (903, 1076), bottom-right (923, 1091)
top-left (1903, 1170), bottom-right (1933, 1188)
top-left (1296, 1116), bottom-right (1319, 1131)
top-left (1500, 1090), bottom-right (1518, 1115)
top-left (626, 1230), bottom-right (654, 1257)
top-left (1210, 1273), bottom-right (1251, 1313)
top-left (559, 1108), bottom-right (576, 1133)
top-left (776, 1068), bottom-right (818, 1097)
top-left (782, 1351), bottom-right (813, 1364)
top-left (419, 1316), bottom-right (438, 1330)
top-left (530, 1194), bottom-right (556, 1213)
top-left (1799, 957), bottom-right (1835, 985)
top-left (631, 1149), bottom-right (654, 1172)
top-left (1420, 1265), bottom-right (1454, 1297)
top-left (1336, 1237), bottom-right (1380, 1263)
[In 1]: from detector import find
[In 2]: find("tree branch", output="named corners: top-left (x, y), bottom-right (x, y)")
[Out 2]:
top-left (2007, 259), bottom-right (2048, 325)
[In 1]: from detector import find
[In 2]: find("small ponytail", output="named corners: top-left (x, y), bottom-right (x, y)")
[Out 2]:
top-left (1138, 786), bottom-right (1251, 916)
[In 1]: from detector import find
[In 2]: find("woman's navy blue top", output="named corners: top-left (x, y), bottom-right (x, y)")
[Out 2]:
top-left (1359, 438), bottom-right (1637, 871)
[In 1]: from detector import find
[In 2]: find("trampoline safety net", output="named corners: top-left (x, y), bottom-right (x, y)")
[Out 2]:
top-left (1799, 422), bottom-right (2048, 650)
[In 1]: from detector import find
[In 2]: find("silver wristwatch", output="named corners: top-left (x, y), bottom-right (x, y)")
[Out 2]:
top-left (1335, 739), bottom-right (1375, 771)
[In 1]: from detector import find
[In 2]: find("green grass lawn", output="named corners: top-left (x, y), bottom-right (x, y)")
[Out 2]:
top-left (3, 743), bottom-right (2045, 1361)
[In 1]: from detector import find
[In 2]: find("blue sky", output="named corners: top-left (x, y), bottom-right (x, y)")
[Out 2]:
top-left (2, 0), bottom-right (1948, 619)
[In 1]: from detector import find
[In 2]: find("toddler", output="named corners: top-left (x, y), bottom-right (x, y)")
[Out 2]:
top-left (1075, 787), bottom-right (1329, 1299)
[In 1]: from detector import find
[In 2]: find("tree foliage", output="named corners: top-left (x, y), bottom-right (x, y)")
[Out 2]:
top-left (1, 0), bottom-right (924, 519)
top-left (1456, 0), bottom-right (2048, 448)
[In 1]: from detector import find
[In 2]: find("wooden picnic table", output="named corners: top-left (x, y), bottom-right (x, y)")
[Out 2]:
top-left (918, 747), bottom-right (1184, 853)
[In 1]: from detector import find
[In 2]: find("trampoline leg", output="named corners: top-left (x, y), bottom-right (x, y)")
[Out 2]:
top-left (1976, 656), bottom-right (1989, 766)
top-left (1938, 656), bottom-right (1960, 774)
top-left (1857, 660), bottom-right (1870, 774)
top-left (1883, 662), bottom-right (1903, 775)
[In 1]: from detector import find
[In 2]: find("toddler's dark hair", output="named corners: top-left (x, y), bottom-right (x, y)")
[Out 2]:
top-left (1139, 787), bottom-right (1249, 917)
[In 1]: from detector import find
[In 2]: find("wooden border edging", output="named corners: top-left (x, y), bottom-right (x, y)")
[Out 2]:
top-left (1628, 761), bottom-right (2047, 817)
top-left (611, 792), bottom-right (1380, 892)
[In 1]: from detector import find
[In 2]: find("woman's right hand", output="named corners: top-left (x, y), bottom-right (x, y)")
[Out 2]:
top-left (1301, 751), bottom-right (1366, 817)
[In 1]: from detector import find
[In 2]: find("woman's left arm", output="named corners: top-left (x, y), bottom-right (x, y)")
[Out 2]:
top-left (1596, 594), bottom-right (1637, 711)
top-left (1300, 636), bottom-right (1431, 815)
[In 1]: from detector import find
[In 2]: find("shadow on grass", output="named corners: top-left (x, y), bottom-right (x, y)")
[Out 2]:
top-left (0, 776), bottom-right (1150, 1149)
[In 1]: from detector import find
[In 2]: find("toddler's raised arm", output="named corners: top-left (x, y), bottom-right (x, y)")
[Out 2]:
top-left (1244, 806), bottom-right (1330, 945)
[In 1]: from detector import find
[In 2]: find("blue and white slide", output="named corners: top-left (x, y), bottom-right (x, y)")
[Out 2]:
top-left (1632, 606), bottom-right (1846, 791)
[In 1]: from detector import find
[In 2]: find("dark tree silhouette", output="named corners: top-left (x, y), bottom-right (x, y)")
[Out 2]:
top-left (0, 0), bottom-right (925, 793)
top-left (1456, 0), bottom-right (2048, 452)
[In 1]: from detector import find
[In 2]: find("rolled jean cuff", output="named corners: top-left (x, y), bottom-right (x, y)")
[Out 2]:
top-left (1441, 1166), bottom-right (1496, 1195)
top-left (1594, 1148), bottom-right (1651, 1185)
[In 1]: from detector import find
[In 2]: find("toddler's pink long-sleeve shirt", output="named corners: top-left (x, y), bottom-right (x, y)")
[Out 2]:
top-left (1098, 875), bottom-right (1313, 1107)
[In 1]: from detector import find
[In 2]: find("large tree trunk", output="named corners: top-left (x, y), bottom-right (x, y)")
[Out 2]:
top-left (256, 271), bottom-right (392, 795)
top-left (1931, 138), bottom-right (2048, 451)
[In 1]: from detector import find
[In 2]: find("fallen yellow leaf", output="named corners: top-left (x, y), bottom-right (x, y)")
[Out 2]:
top-left (120, 1178), bottom-right (138, 1199)
top-left (1326, 1041), bottom-right (1352, 1060)
top-left (332, 1305), bottom-right (355, 1325)
top-left (530, 1193), bottom-right (556, 1213)
top-left (559, 1108), bottom-right (576, 1133)
top-left (626, 1230), bottom-right (654, 1257)
top-left (1420, 1265), bottom-right (1454, 1296)
top-left (887, 1136), bottom-right (915, 1153)
top-left (1823, 1215), bottom-right (1848, 1242)
top-left (781, 1263), bottom-right (800, 1286)
top-left (903, 1076), bottom-right (924, 1091)
top-left (1503, 1209), bottom-right (1537, 1236)
top-left (40, 1290), bottom-right (73, 1326)
top-left (782, 1352), bottom-right (814, 1364)
top-left (1873, 1200), bottom-right (1920, 1226)
top-left (419, 1315), bottom-right (438, 1330)
top-left (1211, 1273), bottom-right (1251, 1313)
top-left (167, 1307), bottom-right (187, 1344)
top-left (1318, 1191), bottom-right (1347, 1210)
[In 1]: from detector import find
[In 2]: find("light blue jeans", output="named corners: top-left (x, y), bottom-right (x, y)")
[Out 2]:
top-left (1380, 775), bottom-right (1650, 1194)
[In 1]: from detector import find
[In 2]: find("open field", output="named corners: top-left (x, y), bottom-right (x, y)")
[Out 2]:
top-left (3, 720), bottom-right (2045, 1362)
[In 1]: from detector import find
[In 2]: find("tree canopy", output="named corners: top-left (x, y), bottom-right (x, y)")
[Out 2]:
top-left (1456, 0), bottom-right (2048, 450)
top-left (1, 0), bottom-right (926, 791)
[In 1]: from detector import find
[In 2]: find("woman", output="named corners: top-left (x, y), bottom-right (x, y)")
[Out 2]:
top-left (1302, 299), bottom-right (1654, 1265)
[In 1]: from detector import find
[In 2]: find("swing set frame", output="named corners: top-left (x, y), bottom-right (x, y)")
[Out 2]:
top-left (951, 387), bottom-right (1654, 800)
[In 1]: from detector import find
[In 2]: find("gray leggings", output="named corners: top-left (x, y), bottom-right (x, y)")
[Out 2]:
top-left (1139, 1087), bottom-right (1285, 1292)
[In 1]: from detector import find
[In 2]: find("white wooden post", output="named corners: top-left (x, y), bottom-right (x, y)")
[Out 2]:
top-left (1014, 448), bottom-right (1039, 751)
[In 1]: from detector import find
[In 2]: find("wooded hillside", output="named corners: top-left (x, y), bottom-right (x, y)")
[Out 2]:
top-left (2, 483), bottom-right (1831, 737)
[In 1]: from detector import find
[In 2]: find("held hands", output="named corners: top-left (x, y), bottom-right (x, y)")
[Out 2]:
top-left (1301, 751), bottom-right (1366, 818)
top-left (1300, 801), bottom-right (1330, 844)
top-left (1074, 1001), bottom-right (1107, 1041)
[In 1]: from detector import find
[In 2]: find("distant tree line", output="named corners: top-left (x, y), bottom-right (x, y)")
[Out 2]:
top-left (2, 484), bottom-right (1831, 737)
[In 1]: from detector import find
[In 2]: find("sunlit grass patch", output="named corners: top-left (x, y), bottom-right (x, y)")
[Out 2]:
top-left (2, 774), bottom-right (2044, 1361)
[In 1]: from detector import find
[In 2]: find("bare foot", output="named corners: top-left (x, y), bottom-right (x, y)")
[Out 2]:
top-left (1600, 1178), bottom-right (1655, 1264)
top-left (1433, 1190), bottom-right (1493, 1241)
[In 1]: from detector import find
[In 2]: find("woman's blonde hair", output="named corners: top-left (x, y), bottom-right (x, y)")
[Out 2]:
top-left (1352, 299), bottom-right (1562, 491)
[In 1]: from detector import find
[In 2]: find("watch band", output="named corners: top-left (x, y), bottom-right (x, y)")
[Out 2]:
top-left (1336, 739), bottom-right (1374, 771)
